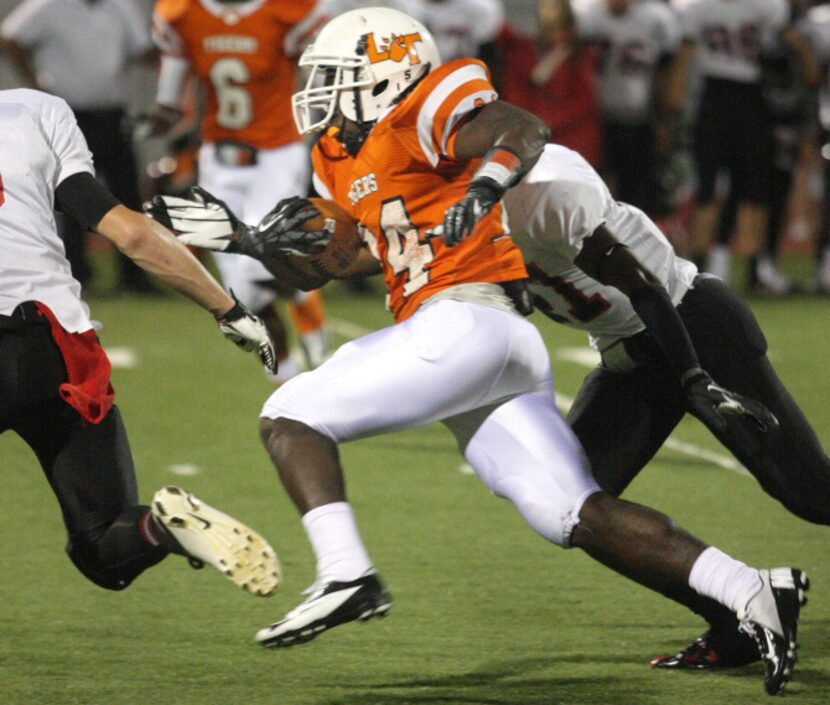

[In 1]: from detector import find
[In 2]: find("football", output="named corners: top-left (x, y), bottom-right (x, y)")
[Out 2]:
top-left (267, 197), bottom-right (363, 291)
top-left (304, 197), bottom-right (363, 277)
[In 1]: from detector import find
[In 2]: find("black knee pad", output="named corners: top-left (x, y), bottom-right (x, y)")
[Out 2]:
top-left (65, 506), bottom-right (169, 590)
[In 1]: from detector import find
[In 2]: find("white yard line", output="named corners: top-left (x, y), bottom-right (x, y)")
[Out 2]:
top-left (167, 463), bottom-right (203, 476)
top-left (104, 346), bottom-right (138, 369)
top-left (331, 317), bottom-right (747, 477)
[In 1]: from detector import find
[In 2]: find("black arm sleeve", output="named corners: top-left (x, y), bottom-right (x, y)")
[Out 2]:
top-left (55, 172), bottom-right (120, 230)
top-left (628, 281), bottom-right (701, 377)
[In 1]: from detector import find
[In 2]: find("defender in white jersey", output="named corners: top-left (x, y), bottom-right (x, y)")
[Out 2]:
top-left (506, 143), bottom-right (830, 670)
top-left (669, 0), bottom-right (817, 281)
top-left (0, 89), bottom-right (280, 603)
top-left (419, 0), bottom-right (504, 62)
top-left (147, 10), bottom-right (813, 693)
top-left (575, 0), bottom-right (681, 213)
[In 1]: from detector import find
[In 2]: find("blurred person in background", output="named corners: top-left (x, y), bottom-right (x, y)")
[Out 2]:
top-left (315, 0), bottom-right (426, 20)
top-left (150, 0), bottom-right (331, 384)
top-left (418, 0), bottom-right (504, 64)
top-left (1, 0), bottom-right (158, 294)
top-left (574, 0), bottom-right (682, 217)
top-left (713, 0), bottom-right (818, 295)
top-left (494, 0), bottom-right (602, 167)
top-left (799, 0), bottom-right (830, 293)
top-left (668, 0), bottom-right (817, 284)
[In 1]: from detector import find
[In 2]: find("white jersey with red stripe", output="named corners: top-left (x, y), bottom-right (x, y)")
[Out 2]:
top-left (799, 4), bottom-right (830, 129)
top-left (675, 0), bottom-right (789, 83)
top-left (504, 144), bottom-right (698, 352)
top-left (0, 89), bottom-right (94, 333)
top-left (419, 0), bottom-right (504, 62)
top-left (287, 0), bottom-right (428, 55)
top-left (576, 0), bottom-right (681, 123)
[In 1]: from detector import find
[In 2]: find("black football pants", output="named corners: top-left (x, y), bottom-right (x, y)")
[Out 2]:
top-left (566, 275), bottom-right (829, 629)
top-left (568, 275), bottom-right (830, 525)
top-left (0, 306), bottom-right (167, 588)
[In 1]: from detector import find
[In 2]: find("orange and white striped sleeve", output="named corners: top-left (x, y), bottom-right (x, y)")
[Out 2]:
top-left (397, 59), bottom-right (499, 167)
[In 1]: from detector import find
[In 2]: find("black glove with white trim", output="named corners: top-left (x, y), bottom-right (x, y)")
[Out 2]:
top-left (216, 294), bottom-right (278, 375)
top-left (440, 145), bottom-right (526, 247)
top-left (145, 188), bottom-right (328, 259)
top-left (442, 179), bottom-right (502, 247)
top-left (246, 197), bottom-right (329, 258)
top-left (682, 368), bottom-right (779, 434)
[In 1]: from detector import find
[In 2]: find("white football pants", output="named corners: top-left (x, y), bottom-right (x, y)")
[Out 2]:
top-left (198, 140), bottom-right (310, 312)
top-left (261, 300), bottom-right (600, 546)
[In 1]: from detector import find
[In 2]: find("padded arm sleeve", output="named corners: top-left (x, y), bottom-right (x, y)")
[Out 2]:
top-left (628, 281), bottom-right (700, 377)
top-left (55, 172), bottom-right (121, 230)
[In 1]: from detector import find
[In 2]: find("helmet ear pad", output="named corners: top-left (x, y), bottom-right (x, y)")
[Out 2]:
top-left (336, 64), bottom-right (429, 124)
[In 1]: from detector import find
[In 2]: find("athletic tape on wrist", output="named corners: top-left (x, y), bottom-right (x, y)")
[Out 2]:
top-left (472, 146), bottom-right (526, 191)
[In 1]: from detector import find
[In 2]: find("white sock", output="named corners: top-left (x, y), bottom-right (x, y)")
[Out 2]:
top-left (302, 502), bottom-right (373, 583)
top-left (706, 245), bottom-right (731, 282)
top-left (688, 546), bottom-right (762, 615)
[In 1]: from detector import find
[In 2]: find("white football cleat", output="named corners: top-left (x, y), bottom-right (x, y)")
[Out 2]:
top-left (256, 572), bottom-right (391, 647)
top-left (151, 486), bottom-right (281, 597)
top-left (739, 567), bottom-right (809, 695)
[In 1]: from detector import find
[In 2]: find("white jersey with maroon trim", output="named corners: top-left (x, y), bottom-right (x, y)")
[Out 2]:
top-left (504, 144), bottom-right (698, 352)
top-left (0, 89), bottom-right (94, 333)
top-left (676, 0), bottom-right (789, 83)
top-left (799, 4), bottom-right (830, 129)
top-left (276, 0), bottom-right (429, 59)
top-left (576, 0), bottom-right (681, 123)
top-left (420, 0), bottom-right (504, 61)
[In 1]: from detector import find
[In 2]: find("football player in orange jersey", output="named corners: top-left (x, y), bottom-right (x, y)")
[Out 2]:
top-left (150, 0), bottom-right (330, 382)
top-left (146, 8), bottom-right (807, 695)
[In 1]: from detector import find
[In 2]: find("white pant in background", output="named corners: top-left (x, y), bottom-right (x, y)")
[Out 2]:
top-left (199, 140), bottom-right (310, 311)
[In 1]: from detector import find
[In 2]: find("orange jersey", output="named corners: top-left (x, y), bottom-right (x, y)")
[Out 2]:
top-left (311, 59), bottom-right (527, 322)
top-left (153, 0), bottom-right (316, 149)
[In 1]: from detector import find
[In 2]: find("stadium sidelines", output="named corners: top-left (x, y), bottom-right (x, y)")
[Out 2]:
top-left (327, 315), bottom-right (749, 478)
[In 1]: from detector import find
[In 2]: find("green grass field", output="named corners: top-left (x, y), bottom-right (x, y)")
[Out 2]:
top-left (1, 258), bottom-right (829, 705)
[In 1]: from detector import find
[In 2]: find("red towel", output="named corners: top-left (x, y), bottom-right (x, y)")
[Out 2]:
top-left (35, 302), bottom-right (114, 424)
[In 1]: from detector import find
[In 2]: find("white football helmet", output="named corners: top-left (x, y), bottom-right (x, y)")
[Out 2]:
top-left (292, 7), bottom-right (441, 136)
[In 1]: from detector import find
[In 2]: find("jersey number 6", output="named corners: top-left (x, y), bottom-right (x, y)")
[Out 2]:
top-left (210, 58), bottom-right (253, 130)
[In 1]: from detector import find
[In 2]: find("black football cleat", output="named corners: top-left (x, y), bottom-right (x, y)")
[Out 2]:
top-left (256, 572), bottom-right (391, 647)
top-left (739, 568), bottom-right (809, 695)
top-left (650, 628), bottom-right (760, 669)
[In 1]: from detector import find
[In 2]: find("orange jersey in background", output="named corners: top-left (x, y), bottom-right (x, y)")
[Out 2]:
top-left (153, 0), bottom-right (316, 149)
top-left (311, 59), bottom-right (527, 322)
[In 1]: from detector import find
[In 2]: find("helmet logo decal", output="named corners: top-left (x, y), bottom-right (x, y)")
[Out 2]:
top-left (366, 32), bottom-right (423, 65)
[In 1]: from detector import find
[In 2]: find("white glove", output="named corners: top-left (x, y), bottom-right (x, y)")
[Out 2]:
top-left (216, 297), bottom-right (278, 374)
top-left (144, 186), bottom-right (244, 252)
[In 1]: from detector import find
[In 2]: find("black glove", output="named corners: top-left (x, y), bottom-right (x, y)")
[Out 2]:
top-left (682, 369), bottom-right (779, 434)
top-left (441, 178), bottom-right (502, 247)
top-left (246, 197), bottom-right (329, 258)
top-left (440, 145), bottom-right (527, 247)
